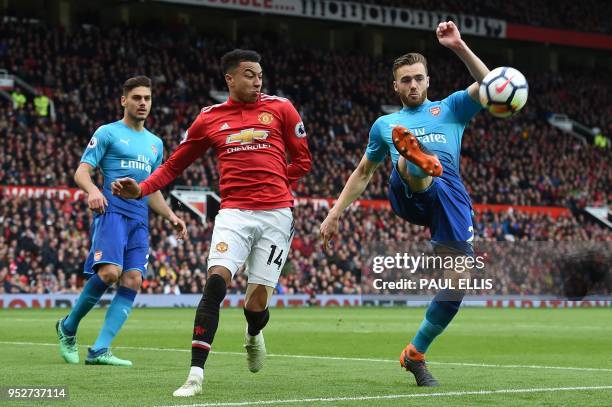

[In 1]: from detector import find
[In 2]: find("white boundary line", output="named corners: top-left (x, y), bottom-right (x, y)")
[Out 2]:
top-left (1, 341), bottom-right (612, 373)
top-left (154, 386), bottom-right (612, 407)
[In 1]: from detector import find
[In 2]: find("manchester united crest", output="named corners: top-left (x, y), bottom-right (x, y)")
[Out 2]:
top-left (216, 242), bottom-right (229, 253)
top-left (258, 112), bottom-right (274, 125)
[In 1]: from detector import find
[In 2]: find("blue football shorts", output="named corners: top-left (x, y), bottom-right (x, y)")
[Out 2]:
top-left (83, 211), bottom-right (149, 277)
top-left (388, 165), bottom-right (474, 256)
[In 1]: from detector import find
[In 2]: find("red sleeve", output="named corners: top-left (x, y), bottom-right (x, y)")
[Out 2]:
top-left (281, 102), bottom-right (312, 183)
top-left (140, 113), bottom-right (211, 197)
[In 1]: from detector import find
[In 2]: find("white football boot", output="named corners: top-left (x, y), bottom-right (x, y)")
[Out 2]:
top-left (173, 371), bottom-right (203, 397)
top-left (244, 326), bottom-right (267, 373)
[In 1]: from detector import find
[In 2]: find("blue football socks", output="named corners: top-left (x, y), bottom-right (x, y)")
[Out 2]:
top-left (411, 289), bottom-right (465, 353)
top-left (62, 274), bottom-right (108, 336)
top-left (91, 286), bottom-right (137, 352)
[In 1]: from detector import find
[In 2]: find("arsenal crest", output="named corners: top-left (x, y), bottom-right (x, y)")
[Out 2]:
top-left (430, 106), bottom-right (441, 116)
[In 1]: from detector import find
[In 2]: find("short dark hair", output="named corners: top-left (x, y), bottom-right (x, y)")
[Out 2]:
top-left (220, 49), bottom-right (261, 74)
top-left (122, 76), bottom-right (152, 96)
top-left (392, 53), bottom-right (428, 77)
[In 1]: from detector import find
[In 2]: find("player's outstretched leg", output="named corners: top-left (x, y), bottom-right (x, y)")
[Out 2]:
top-left (56, 272), bottom-right (110, 364)
top-left (401, 289), bottom-right (464, 386)
top-left (392, 126), bottom-right (442, 177)
top-left (174, 269), bottom-right (229, 397)
top-left (243, 284), bottom-right (272, 373)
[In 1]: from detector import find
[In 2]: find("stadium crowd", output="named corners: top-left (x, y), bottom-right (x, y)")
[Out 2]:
top-left (1, 21), bottom-right (609, 206)
top-left (351, 0), bottom-right (612, 34)
top-left (1, 193), bottom-right (609, 295)
top-left (0, 20), bottom-right (610, 295)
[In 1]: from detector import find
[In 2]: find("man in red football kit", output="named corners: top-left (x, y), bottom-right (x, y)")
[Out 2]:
top-left (111, 49), bottom-right (311, 397)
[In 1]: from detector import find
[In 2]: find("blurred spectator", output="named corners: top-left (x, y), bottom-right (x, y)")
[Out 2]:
top-left (11, 89), bottom-right (25, 109)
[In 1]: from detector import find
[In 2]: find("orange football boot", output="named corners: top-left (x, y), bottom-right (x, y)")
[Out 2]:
top-left (392, 126), bottom-right (443, 177)
top-left (400, 343), bottom-right (439, 386)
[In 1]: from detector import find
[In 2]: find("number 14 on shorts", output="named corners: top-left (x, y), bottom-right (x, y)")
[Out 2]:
top-left (266, 245), bottom-right (284, 269)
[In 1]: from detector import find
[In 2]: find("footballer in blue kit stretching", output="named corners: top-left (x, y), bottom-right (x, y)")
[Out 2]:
top-left (320, 21), bottom-right (489, 385)
top-left (55, 76), bottom-right (187, 366)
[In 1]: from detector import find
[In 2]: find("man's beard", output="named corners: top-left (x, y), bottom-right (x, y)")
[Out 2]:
top-left (128, 111), bottom-right (147, 122)
top-left (400, 90), bottom-right (427, 107)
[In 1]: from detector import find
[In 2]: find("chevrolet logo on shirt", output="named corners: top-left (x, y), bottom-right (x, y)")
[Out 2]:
top-left (226, 129), bottom-right (269, 144)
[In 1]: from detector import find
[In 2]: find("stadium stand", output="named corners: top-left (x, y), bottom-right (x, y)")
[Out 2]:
top-left (1, 191), bottom-right (609, 295)
top-left (2, 21), bottom-right (609, 205)
top-left (349, 0), bottom-right (612, 34)
top-left (0, 19), bottom-right (609, 295)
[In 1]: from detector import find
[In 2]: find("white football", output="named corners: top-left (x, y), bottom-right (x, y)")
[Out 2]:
top-left (479, 67), bottom-right (529, 118)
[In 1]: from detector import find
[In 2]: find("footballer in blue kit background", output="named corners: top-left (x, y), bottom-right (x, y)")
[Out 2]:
top-left (56, 76), bottom-right (187, 367)
top-left (81, 119), bottom-right (163, 276)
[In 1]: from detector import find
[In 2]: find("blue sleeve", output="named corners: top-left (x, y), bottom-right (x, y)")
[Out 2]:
top-left (153, 140), bottom-right (163, 171)
top-left (445, 90), bottom-right (482, 124)
top-left (365, 118), bottom-right (389, 163)
top-left (80, 126), bottom-right (111, 168)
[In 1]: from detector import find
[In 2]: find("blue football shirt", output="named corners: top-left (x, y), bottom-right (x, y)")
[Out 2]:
top-left (366, 89), bottom-right (482, 201)
top-left (80, 120), bottom-right (164, 223)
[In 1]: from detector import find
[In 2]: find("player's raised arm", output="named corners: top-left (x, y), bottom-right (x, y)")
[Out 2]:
top-left (112, 114), bottom-right (211, 199)
top-left (281, 102), bottom-right (312, 182)
top-left (436, 21), bottom-right (490, 101)
top-left (139, 115), bottom-right (211, 197)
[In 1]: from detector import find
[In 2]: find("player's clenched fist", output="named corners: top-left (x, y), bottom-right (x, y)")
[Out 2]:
top-left (87, 188), bottom-right (108, 214)
top-left (319, 213), bottom-right (339, 250)
top-left (436, 21), bottom-right (462, 50)
top-left (111, 177), bottom-right (142, 199)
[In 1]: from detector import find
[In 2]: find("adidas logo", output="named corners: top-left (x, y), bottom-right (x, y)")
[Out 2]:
top-left (220, 123), bottom-right (230, 131)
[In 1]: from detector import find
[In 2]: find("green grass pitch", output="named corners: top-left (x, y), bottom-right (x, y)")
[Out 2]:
top-left (0, 307), bottom-right (611, 406)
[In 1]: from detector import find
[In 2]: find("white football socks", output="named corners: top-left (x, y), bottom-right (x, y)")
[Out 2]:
top-left (189, 366), bottom-right (204, 380)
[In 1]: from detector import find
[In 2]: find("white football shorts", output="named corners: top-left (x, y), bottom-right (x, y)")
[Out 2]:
top-left (207, 207), bottom-right (294, 287)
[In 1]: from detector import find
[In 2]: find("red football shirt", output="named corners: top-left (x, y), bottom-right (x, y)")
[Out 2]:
top-left (139, 94), bottom-right (312, 210)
